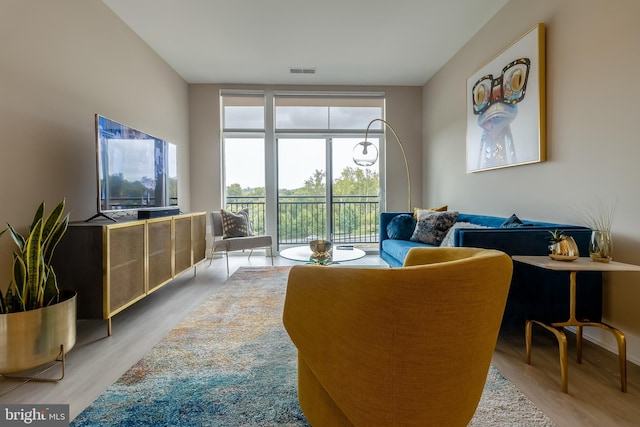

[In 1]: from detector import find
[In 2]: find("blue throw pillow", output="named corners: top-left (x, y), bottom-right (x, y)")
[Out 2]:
top-left (501, 213), bottom-right (525, 228)
top-left (387, 214), bottom-right (416, 240)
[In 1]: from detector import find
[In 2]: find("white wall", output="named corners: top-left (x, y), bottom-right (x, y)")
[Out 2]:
top-left (0, 0), bottom-right (189, 286)
top-left (423, 0), bottom-right (640, 362)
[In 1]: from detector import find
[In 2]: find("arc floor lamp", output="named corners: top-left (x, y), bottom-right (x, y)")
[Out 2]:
top-left (352, 119), bottom-right (412, 211)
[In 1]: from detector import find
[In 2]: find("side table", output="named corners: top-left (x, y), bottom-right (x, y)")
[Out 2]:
top-left (512, 255), bottom-right (640, 393)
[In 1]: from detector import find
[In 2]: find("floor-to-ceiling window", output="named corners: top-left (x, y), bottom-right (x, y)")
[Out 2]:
top-left (220, 92), bottom-right (267, 233)
top-left (221, 90), bottom-right (384, 249)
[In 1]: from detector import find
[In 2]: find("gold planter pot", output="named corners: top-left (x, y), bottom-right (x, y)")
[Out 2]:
top-left (549, 236), bottom-right (580, 261)
top-left (0, 290), bottom-right (76, 376)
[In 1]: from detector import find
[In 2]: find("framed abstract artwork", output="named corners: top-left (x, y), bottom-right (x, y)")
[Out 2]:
top-left (466, 23), bottom-right (546, 173)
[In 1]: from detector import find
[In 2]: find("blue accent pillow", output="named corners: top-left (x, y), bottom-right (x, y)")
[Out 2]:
top-left (387, 214), bottom-right (417, 240)
top-left (501, 213), bottom-right (526, 228)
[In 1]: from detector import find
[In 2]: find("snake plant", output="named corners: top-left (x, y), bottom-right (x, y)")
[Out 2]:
top-left (0, 199), bottom-right (69, 314)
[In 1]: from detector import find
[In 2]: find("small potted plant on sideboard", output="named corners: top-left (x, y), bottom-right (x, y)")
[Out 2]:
top-left (0, 199), bottom-right (76, 380)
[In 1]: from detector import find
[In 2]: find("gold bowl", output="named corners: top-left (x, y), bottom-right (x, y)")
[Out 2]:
top-left (309, 239), bottom-right (332, 259)
top-left (548, 236), bottom-right (580, 262)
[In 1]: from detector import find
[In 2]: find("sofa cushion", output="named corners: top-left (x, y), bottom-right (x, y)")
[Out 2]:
top-left (381, 239), bottom-right (432, 264)
top-left (386, 214), bottom-right (416, 240)
top-left (220, 208), bottom-right (253, 238)
top-left (410, 211), bottom-right (459, 246)
top-left (440, 222), bottom-right (490, 247)
top-left (455, 213), bottom-right (508, 228)
top-left (456, 212), bottom-right (567, 228)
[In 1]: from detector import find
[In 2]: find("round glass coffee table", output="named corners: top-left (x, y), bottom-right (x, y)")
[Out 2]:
top-left (280, 245), bottom-right (366, 265)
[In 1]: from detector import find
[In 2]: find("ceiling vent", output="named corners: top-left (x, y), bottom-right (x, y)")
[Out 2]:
top-left (289, 67), bottom-right (317, 74)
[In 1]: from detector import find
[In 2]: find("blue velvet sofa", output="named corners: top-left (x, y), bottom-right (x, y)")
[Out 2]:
top-left (380, 212), bottom-right (602, 325)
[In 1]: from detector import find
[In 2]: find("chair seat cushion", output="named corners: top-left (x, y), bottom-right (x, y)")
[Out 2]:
top-left (381, 239), bottom-right (432, 263)
top-left (216, 235), bottom-right (272, 252)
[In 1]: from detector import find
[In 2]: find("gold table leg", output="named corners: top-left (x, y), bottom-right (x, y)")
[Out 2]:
top-left (525, 271), bottom-right (627, 393)
top-left (576, 325), bottom-right (583, 363)
top-left (569, 321), bottom-right (626, 392)
top-left (527, 320), bottom-right (569, 393)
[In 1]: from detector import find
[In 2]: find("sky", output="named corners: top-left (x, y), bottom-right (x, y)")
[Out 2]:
top-left (222, 103), bottom-right (383, 190)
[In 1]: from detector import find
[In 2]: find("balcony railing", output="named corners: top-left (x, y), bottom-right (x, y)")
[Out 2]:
top-left (226, 195), bottom-right (380, 246)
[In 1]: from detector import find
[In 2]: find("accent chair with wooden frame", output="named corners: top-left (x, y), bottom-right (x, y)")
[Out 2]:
top-left (209, 211), bottom-right (273, 275)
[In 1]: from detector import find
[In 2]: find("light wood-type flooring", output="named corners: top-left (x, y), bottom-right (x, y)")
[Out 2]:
top-left (1, 253), bottom-right (639, 426)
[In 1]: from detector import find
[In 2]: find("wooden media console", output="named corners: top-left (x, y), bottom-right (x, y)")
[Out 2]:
top-left (52, 212), bottom-right (206, 336)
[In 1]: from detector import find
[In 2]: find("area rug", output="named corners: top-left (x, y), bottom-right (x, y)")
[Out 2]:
top-left (71, 266), bottom-right (555, 426)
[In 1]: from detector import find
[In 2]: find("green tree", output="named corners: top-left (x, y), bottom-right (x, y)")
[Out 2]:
top-left (333, 167), bottom-right (379, 197)
top-left (300, 169), bottom-right (326, 195)
top-left (226, 183), bottom-right (243, 196)
top-left (224, 166), bottom-right (379, 242)
top-left (332, 167), bottom-right (379, 238)
top-left (245, 186), bottom-right (266, 197)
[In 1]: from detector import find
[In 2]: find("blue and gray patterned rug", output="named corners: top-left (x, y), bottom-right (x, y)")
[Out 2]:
top-left (71, 266), bottom-right (554, 426)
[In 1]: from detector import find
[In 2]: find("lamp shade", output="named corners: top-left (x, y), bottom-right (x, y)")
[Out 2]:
top-left (352, 141), bottom-right (378, 167)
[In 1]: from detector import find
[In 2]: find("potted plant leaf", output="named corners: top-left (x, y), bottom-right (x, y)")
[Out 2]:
top-left (0, 199), bottom-right (76, 379)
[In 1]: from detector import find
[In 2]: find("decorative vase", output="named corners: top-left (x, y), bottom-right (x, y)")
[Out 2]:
top-left (589, 230), bottom-right (612, 263)
top-left (548, 236), bottom-right (580, 261)
top-left (309, 239), bottom-right (332, 259)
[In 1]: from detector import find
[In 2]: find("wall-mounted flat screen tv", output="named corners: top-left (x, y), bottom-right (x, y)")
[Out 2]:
top-left (95, 114), bottom-right (177, 215)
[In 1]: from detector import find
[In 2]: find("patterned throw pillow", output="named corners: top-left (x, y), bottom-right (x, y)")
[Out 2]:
top-left (410, 210), bottom-right (459, 245)
top-left (220, 208), bottom-right (253, 238)
top-left (413, 205), bottom-right (448, 218)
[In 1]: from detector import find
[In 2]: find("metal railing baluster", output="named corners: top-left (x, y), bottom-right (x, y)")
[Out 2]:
top-left (225, 195), bottom-right (379, 245)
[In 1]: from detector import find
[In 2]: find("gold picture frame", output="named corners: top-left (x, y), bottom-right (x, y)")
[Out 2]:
top-left (466, 23), bottom-right (546, 173)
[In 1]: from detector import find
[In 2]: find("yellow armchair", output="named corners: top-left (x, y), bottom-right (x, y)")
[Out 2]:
top-left (283, 247), bottom-right (513, 426)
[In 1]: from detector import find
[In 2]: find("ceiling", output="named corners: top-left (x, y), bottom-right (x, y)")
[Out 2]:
top-left (102, 0), bottom-right (508, 86)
